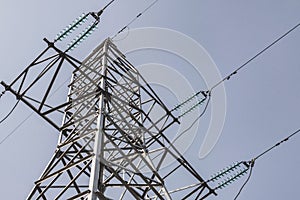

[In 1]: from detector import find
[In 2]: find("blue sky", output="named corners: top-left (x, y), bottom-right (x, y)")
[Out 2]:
top-left (0, 0), bottom-right (300, 199)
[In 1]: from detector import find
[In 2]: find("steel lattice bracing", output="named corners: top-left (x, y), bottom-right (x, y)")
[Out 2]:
top-left (4, 38), bottom-right (216, 199)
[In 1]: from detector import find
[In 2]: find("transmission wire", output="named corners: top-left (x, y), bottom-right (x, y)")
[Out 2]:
top-left (0, 112), bottom-right (33, 145)
top-left (209, 22), bottom-right (300, 92)
top-left (112, 0), bottom-right (159, 39)
top-left (0, 100), bottom-right (20, 124)
top-left (254, 128), bottom-right (300, 161)
top-left (102, 0), bottom-right (116, 11)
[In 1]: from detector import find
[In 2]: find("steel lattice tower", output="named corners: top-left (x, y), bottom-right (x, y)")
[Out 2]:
top-left (2, 38), bottom-right (216, 199)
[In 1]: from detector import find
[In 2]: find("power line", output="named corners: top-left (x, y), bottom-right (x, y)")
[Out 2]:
top-left (0, 100), bottom-right (20, 124)
top-left (209, 22), bottom-right (300, 92)
top-left (101, 0), bottom-right (116, 12)
top-left (0, 112), bottom-right (33, 145)
top-left (254, 128), bottom-right (300, 161)
top-left (112, 0), bottom-right (159, 39)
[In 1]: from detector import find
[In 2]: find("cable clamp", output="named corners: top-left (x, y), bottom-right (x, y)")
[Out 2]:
top-left (248, 159), bottom-right (255, 168)
top-left (0, 90), bottom-right (6, 99)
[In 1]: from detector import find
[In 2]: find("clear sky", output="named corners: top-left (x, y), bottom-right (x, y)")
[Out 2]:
top-left (0, 0), bottom-right (300, 199)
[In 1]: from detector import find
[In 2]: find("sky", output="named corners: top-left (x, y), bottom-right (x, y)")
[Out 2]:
top-left (0, 0), bottom-right (300, 199)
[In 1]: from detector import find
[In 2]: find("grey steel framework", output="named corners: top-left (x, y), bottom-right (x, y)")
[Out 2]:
top-left (1, 38), bottom-right (216, 199)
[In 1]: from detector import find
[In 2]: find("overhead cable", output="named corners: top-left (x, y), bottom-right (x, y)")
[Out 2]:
top-left (0, 100), bottom-right (20, 124)
top-left (209, 22), bottom-right (300, 92)
top-left (112, 0), bottom-right (159, 39)
top-left (254, 128), bottom-right (300, 161)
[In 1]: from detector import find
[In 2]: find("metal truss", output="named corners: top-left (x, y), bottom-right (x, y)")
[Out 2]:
top-left (0, 38), bottom-right (82, 130)
top-left (2, 38), bottom-right (216, 199)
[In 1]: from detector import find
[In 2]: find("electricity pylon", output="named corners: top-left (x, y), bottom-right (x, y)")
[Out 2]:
top-left (1, 37), bottom-right (217, 199)
top-left (0, 4), bottom-right (219, 199)
top-left (0, 3), bottom-right (251, 196)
